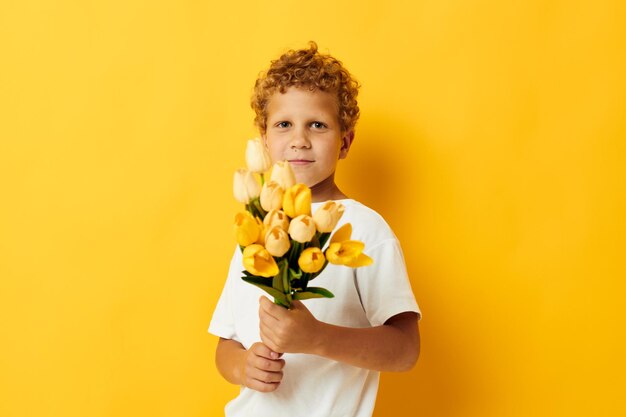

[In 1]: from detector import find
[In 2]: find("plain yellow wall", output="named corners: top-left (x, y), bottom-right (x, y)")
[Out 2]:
top-left (1, 1), bottom-right (624, 416)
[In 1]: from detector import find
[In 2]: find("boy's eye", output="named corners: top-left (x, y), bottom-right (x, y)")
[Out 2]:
top-left (276, 121), bottom-right (291, 128)
top-left (311, 122), bottom-right (327, 129)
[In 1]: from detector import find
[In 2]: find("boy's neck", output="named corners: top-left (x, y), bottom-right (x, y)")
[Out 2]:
top-left (310, 173), bottom-right (348, 202)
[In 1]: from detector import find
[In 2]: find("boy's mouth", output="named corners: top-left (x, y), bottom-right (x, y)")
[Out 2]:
top-left (288, 159), bottom-right (314, 165)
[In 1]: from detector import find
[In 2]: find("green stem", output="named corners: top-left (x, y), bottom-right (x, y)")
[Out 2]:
top-left (289, 241), bottom-right (301, 269)
top-left (274, 260), bottom-right (291, 308)
top-left (251, 197), bottom-right (267, 219)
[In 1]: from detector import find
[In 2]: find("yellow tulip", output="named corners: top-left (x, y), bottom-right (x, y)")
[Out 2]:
top-left (263, 209), bottom-right (290, 232)
top-left (245, 137), bottom-right (272, 173)
top-left (242, 244), bottom-right (279, 277)
top-left (270, 160), bottom-right (296, 189)
top-left (325, 240), bottom-right (373, 267)
top-left (288, 214), bottom-right (316, 243)
top-left (313, 201), bottom-right (345, 233)
top-left (260, 181), bottom-right (284, 212)
top-left (330, 222), bottom-right (353, 243)
top-left (264, 226), bottom-right (291, 257)
top-left (255, 224), bottom-right (267, 246)
top-left (298, 247), bottom-right (326, 273)
top-left (283, 183), bottom-right (312, 218)
top-left (233, 168), bottom-right (260, 204)
top-left (234, 211), bottom-right (262, 247)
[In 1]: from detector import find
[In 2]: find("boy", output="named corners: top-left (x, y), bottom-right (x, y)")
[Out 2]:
top-left (209, 42), bottom-right (421, 417)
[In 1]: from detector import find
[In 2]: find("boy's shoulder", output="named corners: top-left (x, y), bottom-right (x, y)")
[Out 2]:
top-left (338, 199), bottom-right (398, 246)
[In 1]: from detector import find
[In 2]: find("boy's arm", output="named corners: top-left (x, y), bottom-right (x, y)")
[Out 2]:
top-left (215, 338), bottom-right (286, 392)
top-left (259, 297), bottom-right (420, 372)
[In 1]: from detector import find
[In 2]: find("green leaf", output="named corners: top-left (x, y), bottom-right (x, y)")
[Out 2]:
top-left (289, 267), bottom-right (302, 280)
top-left (272, 271), bottom-right (284, 293)
top-left (271, 260), bottom-right (287, 294)
top-left (293, 287), bottom-right (335, 300)
top-left (241, 276), bottom-right (288, 305)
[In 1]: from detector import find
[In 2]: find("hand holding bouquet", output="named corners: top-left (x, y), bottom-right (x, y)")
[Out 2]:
top-left (232, 138), bottom-right (373, 308)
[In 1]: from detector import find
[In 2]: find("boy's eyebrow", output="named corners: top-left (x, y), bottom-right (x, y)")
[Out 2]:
top-left (268, 113), bottom-right (335, 122)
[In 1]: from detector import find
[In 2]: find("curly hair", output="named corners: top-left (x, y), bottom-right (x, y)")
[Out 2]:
top-left (251, 42), bottom-right (360, 134)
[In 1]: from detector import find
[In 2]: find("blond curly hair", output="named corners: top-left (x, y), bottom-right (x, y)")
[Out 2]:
top-left (251, 42), bottom-right (360, 134)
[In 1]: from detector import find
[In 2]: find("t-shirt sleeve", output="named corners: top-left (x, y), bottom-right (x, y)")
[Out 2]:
top-left (356, 238), bottom-right (421, 327)
top-left (208, 247), bottom-right (241, 342)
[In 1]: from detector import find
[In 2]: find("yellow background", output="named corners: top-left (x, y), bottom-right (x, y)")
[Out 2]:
top-left (1, 1), bottom-right (624, 416)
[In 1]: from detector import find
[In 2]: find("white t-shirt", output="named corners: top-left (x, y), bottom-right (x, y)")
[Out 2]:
top-left (209, 199), bottom-right (421, 417)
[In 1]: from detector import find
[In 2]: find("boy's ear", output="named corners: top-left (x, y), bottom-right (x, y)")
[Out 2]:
top-left (339, 130), bottom-right (355, 160)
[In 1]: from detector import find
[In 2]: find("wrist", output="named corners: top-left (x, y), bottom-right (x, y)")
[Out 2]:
top-left (310, 320), bottom-right (331, 357)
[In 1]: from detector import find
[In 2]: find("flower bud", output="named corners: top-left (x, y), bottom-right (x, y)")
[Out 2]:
top-left (264, 226), bottom-right (291, 257)
top-left (298, 247), bottom-right (326, 273)
top-left (242, 244), bottom-right (279, 277)
top-left (234, 211), bottom-right (262, 247)
top-left (282, 183), bottom-right (311, 218)
top-left (233, 169), bottom-right (260, 204)
top-left (288, 214), bottom-right (316, 243)
top-left (312, 201), bottom-right (345, 233)
top-left (263, 209), bottom-right (290, 232)
top-left (245, 137), bottom-right (272, 173)
top-left (259, 181), bottom-right (284, 212)
top-left (270, 161), bottom-right (296, 189)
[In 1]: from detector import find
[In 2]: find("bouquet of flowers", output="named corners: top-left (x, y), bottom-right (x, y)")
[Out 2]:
top-left (232, 138), bottom-right (373, 308)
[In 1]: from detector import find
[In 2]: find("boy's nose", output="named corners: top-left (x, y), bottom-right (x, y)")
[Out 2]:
top-left (289, 129), bottom-right (311, 149)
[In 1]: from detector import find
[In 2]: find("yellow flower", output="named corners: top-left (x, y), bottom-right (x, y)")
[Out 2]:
top-left (233, 168), bottom-right (260, 204)
top-left (259, 181), bottom-right (284, 212)
top-left (264, 226), bottom-right (291, 257)
top-left (234, 211), bottom-right (262, 247)
top-left (298, 247), bottom-right (326, 273)
top-left (326, 223), bottom-right (373, 267)
top-left (288, 214), bottom-right (317, 243)
top-left (245, 137), bottom-right (272, 173)
top-left (325, 241), bottom-right (373, 267)
top-left (313, 201), bottom-right (345, 233)
top-left (243, 244), bottom-right (279, 277)
top-left (270, 160), bottom-right (296, 189)
top-left (282, 184), bottom-right (311, 218)
top-left (263, 209), bottom-right (290, 232)
top-left (330, 223), bottom-right (353, 243)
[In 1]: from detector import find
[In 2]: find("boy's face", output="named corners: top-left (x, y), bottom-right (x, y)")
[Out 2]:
top-left (262, 87), bottom-right (352, 190)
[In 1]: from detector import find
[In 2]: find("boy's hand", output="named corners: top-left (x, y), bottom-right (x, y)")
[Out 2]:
top-left (259, 296), bottom-right (322, 354)
top-left (242, 342), bottom-right (285, 393)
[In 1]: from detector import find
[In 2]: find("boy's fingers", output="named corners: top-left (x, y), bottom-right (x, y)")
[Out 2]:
top-left (243, 350), bottom-right (284, 393)
top-left (251, 355), bottom-right (285, 373)
top-left (259, 322), bottom-right (284, 353)
top-left (244, 374), bottom-right (281, 393)
top-left (259, 296), bottom-right (286, 319)
top-left (250, 341), bottom-right (282, 360)
top-left (258, 304), bottom-right (280, 325)
top-left (246, 362), bottom-right (284, 381)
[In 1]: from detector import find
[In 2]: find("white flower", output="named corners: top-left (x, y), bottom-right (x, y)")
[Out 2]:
top-left (260, 181), bottom-right (284, 211)
top-left (313, 201), bottom-right (345, 233)
top-left (233, 168), bottom-right (260, 204)
top-left (270, 161), bottom-right (296, 189)
top-left (288, 215), bottom-right (316, 243)
top-left (245, 138), bottom-right (272, 173)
